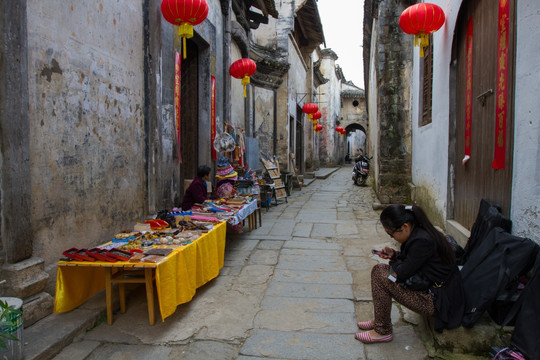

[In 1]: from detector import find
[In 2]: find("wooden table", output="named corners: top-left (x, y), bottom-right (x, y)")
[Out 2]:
top-left (54, 221), bottom-right (226, 324)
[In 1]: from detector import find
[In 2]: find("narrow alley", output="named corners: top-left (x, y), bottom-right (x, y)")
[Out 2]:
top-left (43, 167), bottom-right (430, 360)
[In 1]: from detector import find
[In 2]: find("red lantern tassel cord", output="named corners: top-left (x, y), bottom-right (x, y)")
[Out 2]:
top-left (415, 33), bottom-right (430, 58)
top-left (241, 76), bottom-right (250, 98)
top-left (178, 23), bottom-right (193, 59)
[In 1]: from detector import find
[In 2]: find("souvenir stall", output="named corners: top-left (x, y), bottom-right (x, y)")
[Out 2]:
top-left (54, 211), bottom-right (227, 325)
top-left (212, 123), bottom-right (262, 232)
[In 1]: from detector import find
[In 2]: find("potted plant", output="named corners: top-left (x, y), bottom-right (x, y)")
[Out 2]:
top-left (0, 298), bottom-right (23, 359)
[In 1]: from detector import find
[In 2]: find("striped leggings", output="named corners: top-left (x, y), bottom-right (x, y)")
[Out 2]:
top-left (370, 263), bottom-right (435, 335)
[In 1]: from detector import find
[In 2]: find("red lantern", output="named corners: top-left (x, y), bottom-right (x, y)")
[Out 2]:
top-left (399, 3), bottom-right (445, 57)
top-left (302, 103), bottom-right (318, 120)
top-left (336, 126), bottom-right (344, 133)
top-left (316, 124), bottom-right (323, 133)
top-left (229, 58), bottom-right (257, 98)
top-left (312, 111), bottom-right (322, 120)
top-left (161, 0), bottom-right (209, 59)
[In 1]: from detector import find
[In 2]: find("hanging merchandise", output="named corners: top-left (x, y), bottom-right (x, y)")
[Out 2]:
top-left (161, 0), bottom-right (209, 59)
top-left (213, 131), bottom-right (236, 153)
top-left (229, 58), bottom-right (257, 98)
top-left (235, 128), bottom-right (246, 166)
top-left (399, 3), bottom-right (445, 57)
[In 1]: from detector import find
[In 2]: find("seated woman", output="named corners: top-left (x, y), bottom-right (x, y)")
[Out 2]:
top-left (181, 165), bottom-right (211, 211)
top-left (355, 204), bottom-right (464, 343)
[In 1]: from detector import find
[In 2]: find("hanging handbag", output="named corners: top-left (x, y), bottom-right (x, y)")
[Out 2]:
top-left (400, 272), bottom-right (432, 291)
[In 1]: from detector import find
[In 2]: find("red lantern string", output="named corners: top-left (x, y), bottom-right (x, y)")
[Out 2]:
top-left (302, 103), bottom-right (318, 120)
top-left (229, 58), bottom-right (257, 98)
top-left (161, 0), bottom-right (209, 59)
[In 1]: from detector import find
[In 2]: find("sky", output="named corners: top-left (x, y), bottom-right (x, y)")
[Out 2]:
top-left (317, 0), bottom-right (365, 88)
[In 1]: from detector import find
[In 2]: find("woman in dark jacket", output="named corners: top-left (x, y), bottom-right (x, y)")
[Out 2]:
top-left (355, 204), bottom-right (464, 343)
top-left (181, 165), bottom-right (211, 210)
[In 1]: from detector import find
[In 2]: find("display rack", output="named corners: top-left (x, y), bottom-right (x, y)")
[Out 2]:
top-left (261, 158), bottom-right (287, 205)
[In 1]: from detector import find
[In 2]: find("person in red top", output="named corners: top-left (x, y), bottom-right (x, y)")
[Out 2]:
top-left (181, 165), bottom-right (211, 210)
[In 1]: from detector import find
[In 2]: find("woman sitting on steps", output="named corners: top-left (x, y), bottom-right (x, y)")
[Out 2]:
top-left (355, 204), bottom-right (465, 344)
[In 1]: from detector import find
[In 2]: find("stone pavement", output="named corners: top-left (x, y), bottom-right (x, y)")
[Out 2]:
top-left (26, 166), bottom-right (494, 360)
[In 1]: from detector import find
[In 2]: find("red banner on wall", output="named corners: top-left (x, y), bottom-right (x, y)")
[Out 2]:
top-left (492, 0), bottom-right (509, 169)
top-left (463, 16), bottom-right (473, 166)
top-left (175, 52), bottom-right (182, 163)
top-left (211, 76), bottom-right (216, 160)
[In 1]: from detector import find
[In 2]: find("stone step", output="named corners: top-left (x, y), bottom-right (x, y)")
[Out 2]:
top-left (1, 257), bottom-right (49, 299)
top-left (23, 292), bottom-right (54, 328)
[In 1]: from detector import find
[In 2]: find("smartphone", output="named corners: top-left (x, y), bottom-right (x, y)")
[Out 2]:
top-left (371, 249), bottom-right (387, 256)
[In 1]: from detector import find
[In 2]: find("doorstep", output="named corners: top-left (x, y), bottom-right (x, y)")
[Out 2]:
top-left (23, 287), bottom-right (120, 360)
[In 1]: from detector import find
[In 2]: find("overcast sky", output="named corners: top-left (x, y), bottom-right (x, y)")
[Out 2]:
top-left (317, 0), bottom-right (364, 88)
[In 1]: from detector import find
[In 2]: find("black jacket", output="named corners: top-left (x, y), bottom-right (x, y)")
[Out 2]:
top-left (390, 227), bottom-right (465, 332)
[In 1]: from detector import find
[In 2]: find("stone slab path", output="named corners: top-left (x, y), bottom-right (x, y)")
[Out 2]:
top-left (47, 167), bottom-right (436, 360)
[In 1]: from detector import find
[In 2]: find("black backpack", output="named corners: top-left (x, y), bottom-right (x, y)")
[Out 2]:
top-left (460, 227), bottom-right (539, 328)
top-left (459, 199), bottom-right (512, 265)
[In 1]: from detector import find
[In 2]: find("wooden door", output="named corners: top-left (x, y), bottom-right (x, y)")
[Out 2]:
top-left (453, 0), bottom-right (515, 229)
top-left (180, 40), bottom-right (199, 187)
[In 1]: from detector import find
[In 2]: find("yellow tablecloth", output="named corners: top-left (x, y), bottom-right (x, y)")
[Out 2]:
top-left (54, 221), bottom-right (226, 321)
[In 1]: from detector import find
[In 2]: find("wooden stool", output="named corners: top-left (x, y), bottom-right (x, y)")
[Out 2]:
top-left (105, 267), bottom-right (156, 325)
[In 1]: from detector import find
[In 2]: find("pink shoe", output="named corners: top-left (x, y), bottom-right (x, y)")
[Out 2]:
top-left (357, 320), bottom-right (374, 330)
top-left (354, 331), bottom-right (393, 344)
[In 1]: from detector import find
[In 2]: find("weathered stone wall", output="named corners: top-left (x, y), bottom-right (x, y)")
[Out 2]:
top-left (371, 0), bottom-right (413, 204)
top-left (286, 36), bottom-right (309, 172)
top-left (230, 42), bottom-right (245, 128)
top-left (254, 87), bottom-right (275, 159)
top-left (26, 2), bottom-right (146, 274)
top-left (318, 50), bottom-right (341, 166)
top-left (511, 0), bottom-right (540, 243)
top-left (1, 0), bottom-right (32, 264)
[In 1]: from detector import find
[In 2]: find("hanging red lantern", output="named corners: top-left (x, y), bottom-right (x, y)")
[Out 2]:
top-left (312, 111), bottom-right (322, 121)
top-left (399, 3), bottom-right (445, 57)
top-left (161, 0), bottom-right (209, 59)
top-left (336, 126), bottom-right (344, 133)
top-left (316, 124), bottom-right (323, 133)
top-left (302, 103), bottom-right (318, 121)
top-left (229, 58), bottom-right (257, 98)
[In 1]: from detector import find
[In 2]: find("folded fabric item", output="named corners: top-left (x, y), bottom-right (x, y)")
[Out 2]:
top-left (216, 165), bottom-right (234, 176)
top-left (216, 172), bottom-right (238, 180)
top-left (216, 182), bottom-right (236, 198)
top-left (191, 215), bottom-right (224, 222)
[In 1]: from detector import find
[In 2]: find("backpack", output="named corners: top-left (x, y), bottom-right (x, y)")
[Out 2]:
top-left (459, 199), bottom-right (512, 265)
top-left (460, 227), bottom-right (539, 328)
